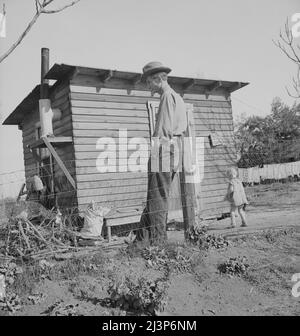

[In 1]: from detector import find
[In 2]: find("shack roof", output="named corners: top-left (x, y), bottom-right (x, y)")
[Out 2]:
top-left (3, 63), bottom-right (249, 125)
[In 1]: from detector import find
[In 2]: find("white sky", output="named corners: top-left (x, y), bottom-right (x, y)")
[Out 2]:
top-left (0, 0), bottom-right (299, 193)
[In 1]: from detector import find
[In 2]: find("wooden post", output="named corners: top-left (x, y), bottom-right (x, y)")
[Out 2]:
top-left (180, 104), bottom-right (196, 238)
top-left (179, 154), bottom-right (196, 239)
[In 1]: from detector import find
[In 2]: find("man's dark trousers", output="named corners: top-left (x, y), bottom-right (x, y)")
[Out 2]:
top-left (137, 138), bottom-right (183, 243)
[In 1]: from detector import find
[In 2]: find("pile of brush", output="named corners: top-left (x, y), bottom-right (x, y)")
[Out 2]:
top-left (0, 201), bottom-right (79, 260)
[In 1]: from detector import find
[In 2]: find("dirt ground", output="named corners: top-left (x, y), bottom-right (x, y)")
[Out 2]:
top-left (1, 182), bottom-right (300, 316)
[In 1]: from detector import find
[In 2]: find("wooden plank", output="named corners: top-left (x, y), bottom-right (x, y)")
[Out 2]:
top-left (200, 189), bottom-right (229, 199)
top-left (70, 75), bottom-right (229, 99)
top-left (77, 178), bottom-right (148, 190)
top-left (77, 191), bottom-right (147, 204)
top-left (70, 98), bottom-right (230, 110)
top-left (71, 92), bottom-right (154, 104)
top-left (72, 120), bottom-right (233, 138)
top-left (74, 157), bottom-right (236, 168)
top-left (74, 172), bottom-right (228, 187)
top-left (42, 137), bottom-right (76, 189)
top-left (194, 114), bottom-right (233, 121)
top-left (73, 129), bottom-right (149, 138)
top-left (183, 93), bottom-right (229, 102)
top-left (75, 164), bottom-right (231, 178)
top-left (72, 114), bottom-right (149, 124)
top-left (77, 198), bottom-right (145, 209)
top-left (74, 150), bottom-right (149, 160)
top-left (70, 84), bottom-right (155, 97)
top-left (195, 130), bottom-right (234, 138)
top-left (74, 144), bottom-right (149, 152)
top-left (51, 93), bottom-right (70, 109)
top-left (202, 177), bottom-right (228, 185)
top-left (192, 106), bottom-right (232, 114)
top-left (180, 169), bottom-right (195, 233)
top-left (22, 104), bottom-right (71, 136)
top-left (194, 124), bottom-right (233, 132)
top-left (76, 170), bottom-right (146, 180)
top-left (22, 101), bottom-right (71, 137)
top-left (194, 118), bottom-right (233, 126)
top-left (29, 136), bottom-right (72, 149)
top-left (71, 107), bottom-right (148, 117)
top-left (54, 125), bottom-right (73, 137)
top-left (77, 184), bottom-right (146, 197)
top-left (73, 143), bottom-right (236, 153)
top-left (72, 122), bottom-right (149, 131)
top-left (202, 200), bottom-right (229, 211)
top-left (71, 150), bottom-right (237, 161)
top-left (201, 183), bottom-right (228, 191)
top-left (72, 136), bottom-right (235, 147)
top-left (71, 106), bottom-right (233, 118)
top-left (22, 123), bottom-right (39, 138)
top-left (73, 128), bottom-right (232, 138)
top-left (71, 99), bottom-right (147, 111)
top-left (192, 100), bottom-right (231, 108)
top-left (106, 214), bottom-right (142, 227)
top-left (52, 84), bottom-right (70, 101)
top-left (70, 85), bottom-right (229, 102)
top-left (73, 137), bottom-right (149, 146)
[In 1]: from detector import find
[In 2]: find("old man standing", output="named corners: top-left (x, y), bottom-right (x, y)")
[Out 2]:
top-left (137, 61), bottom-right (188, 243)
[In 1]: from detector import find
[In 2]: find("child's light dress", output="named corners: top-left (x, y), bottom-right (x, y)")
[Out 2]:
top-left (228, 178), bottom-right (249, 207)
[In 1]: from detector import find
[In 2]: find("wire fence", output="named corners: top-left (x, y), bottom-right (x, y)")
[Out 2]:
top-left (1, 150), bottom-right (299, 250)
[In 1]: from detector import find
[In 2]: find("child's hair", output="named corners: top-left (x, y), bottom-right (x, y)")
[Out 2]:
top-left (227, 167), bottom-right (238, 179)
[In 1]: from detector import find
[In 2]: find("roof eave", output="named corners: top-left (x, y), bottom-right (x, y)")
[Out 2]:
top-left (2, 85), bottom-right (41, 126)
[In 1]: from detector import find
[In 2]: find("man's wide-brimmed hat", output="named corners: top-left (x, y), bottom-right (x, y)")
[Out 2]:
top-left (141, 61), bottom-right (172, 81)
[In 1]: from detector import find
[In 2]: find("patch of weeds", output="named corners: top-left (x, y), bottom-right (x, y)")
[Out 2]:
top-left (122, 239), bottom-right (151, 259)
top-left (42, 300), bottom-right (83, 316)
top-left (274, 264), bottom-right (299, 275)
top-left (68, 278), bottom-right (106, 305)
top-left (49, 256), bottom-right (102, 281)
top-left (218, 256), bottom-right (249, 277)
top-left (245, 264), bottom-right (291, 295)
top-left (124, 241), bottom-right (201, 276)
top-left (68, 281), bottom-right (93, 299)
top-left (108, 275), bottom-right (168, 315)
top-left (9, 262), bottom-right (43, 296)
top-left (0, 292), bottom-right (22, 314)
top-left (187, 224), bottom-right (230, 250)
top-left (264, 230), bottom-right (281, 244)
top-left (140, 243), bottom-right (196, 275)
top-left (263, 229), bottom-right (294, 244)
top-left (89, 251), bottom-right (108, 268)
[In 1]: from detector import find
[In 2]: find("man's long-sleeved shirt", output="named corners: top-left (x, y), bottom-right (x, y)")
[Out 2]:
top-left (153, 85), bottom-right (187, 140)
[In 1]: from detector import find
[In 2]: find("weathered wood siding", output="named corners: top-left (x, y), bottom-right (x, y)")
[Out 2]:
top-left (22, 81), bottom-right (76, 208)
top-left (184, 93), bottom-right (237, 218)
top-left (70, 84), bottom-right (236, 218)
top-left (70, 85), bottom-right (150, 211)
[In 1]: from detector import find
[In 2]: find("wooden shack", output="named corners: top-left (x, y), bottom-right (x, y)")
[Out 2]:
top-left (3, 57), bottom-right (248, 231)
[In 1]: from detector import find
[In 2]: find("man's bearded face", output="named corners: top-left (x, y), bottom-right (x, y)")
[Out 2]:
top-left (146, 74), bottom-right (162, 94)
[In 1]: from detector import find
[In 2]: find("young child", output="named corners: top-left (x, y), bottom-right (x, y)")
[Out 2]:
top-left (226, 167), bottom-right (249, 228)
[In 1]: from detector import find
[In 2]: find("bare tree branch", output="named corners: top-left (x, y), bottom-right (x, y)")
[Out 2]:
top-left (274, 18), bottom-right (300, 99)
top-left (35, 0), bottom-right (43, 13)
top-left (0, 11), bottom-right (42, 64)
top-left (43, 0), bottom-right (55, 6)
top-left (42, 0), bottom-right (81, 14)
top-left (0, 0), bottom-right (81, 64)
top-left (273, 39), bottom-right (299, 64)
